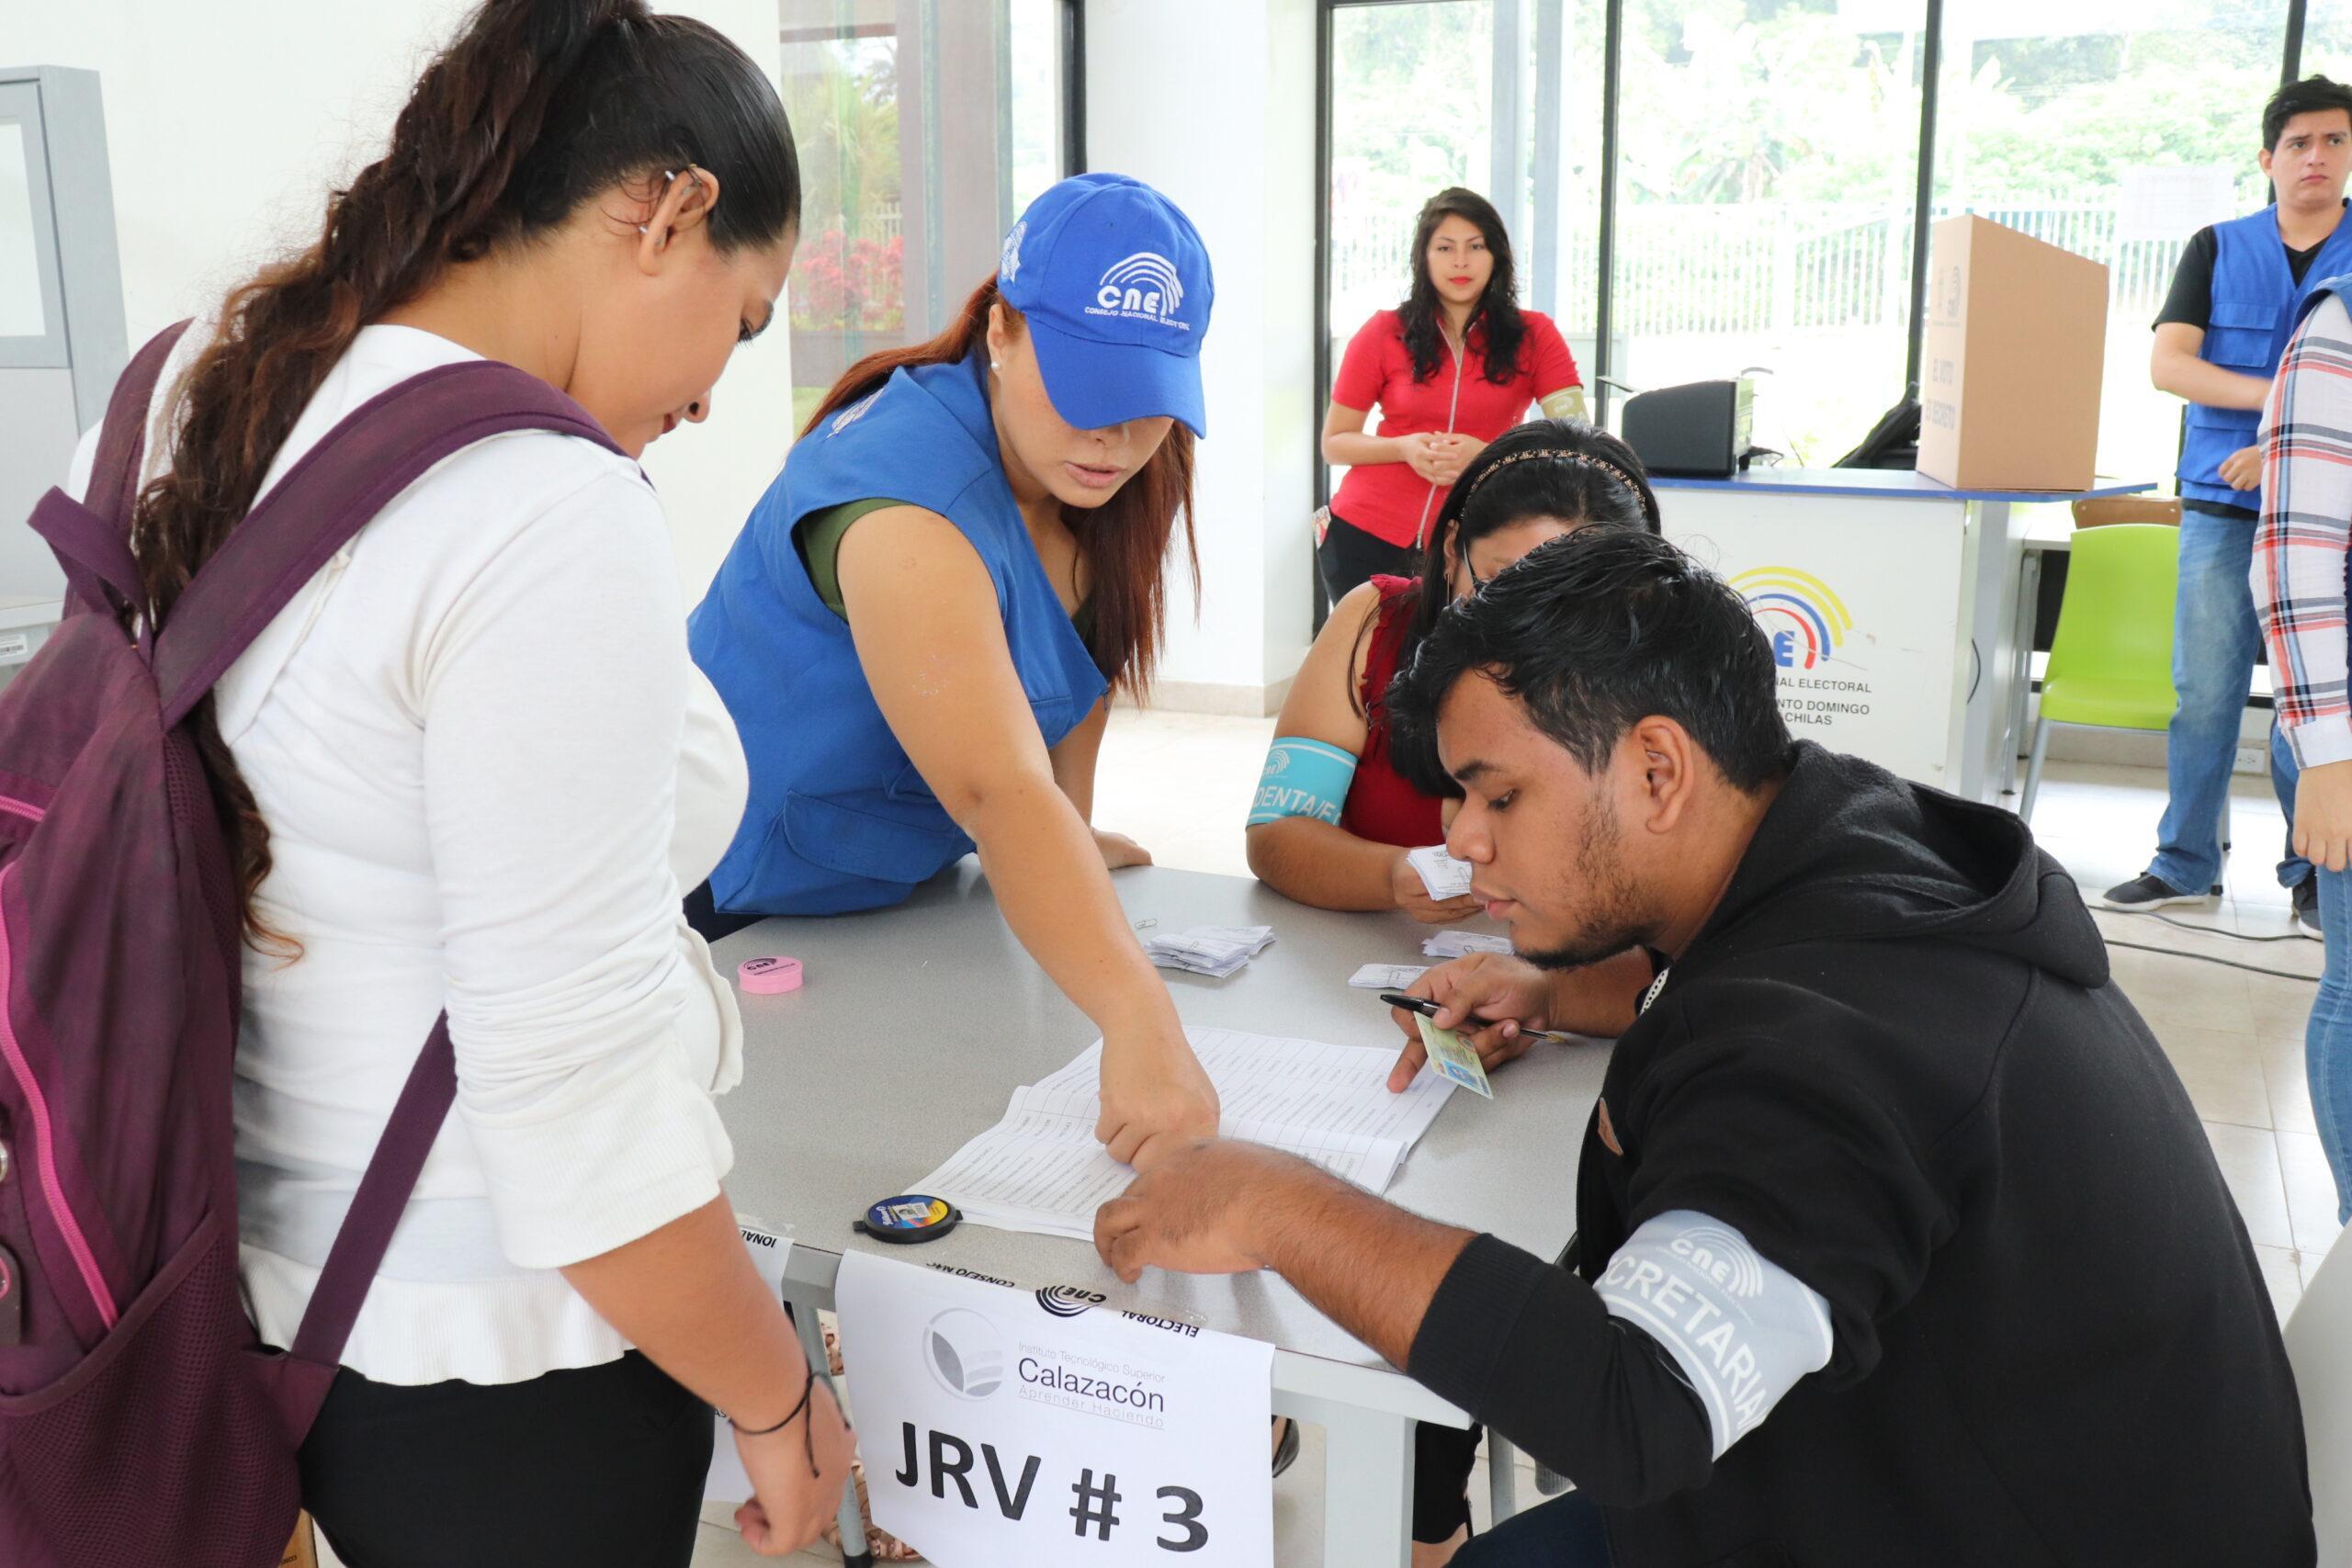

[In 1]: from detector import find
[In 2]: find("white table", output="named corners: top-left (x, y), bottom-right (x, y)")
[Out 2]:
top-left (1651, 468), bottom-right (2155, 803)
top-left (709, 863), bottom-right (1607, 1567)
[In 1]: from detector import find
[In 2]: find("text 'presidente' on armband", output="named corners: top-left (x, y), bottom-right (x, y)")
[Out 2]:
top-left (1247, 737), bottom-right (1359, 828)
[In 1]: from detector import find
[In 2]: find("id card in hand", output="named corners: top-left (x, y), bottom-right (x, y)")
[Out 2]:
top-left (1416, 1012), bottom-right (1493, 1100)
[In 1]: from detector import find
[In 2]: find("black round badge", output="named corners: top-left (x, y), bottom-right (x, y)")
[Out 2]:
top-left (853, 1193), bottom-right (962, 1244)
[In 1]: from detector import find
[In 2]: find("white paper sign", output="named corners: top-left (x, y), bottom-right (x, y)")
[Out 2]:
top-left (834, 1251), bottom-right (1275, 1568)
top-left (2117, 164), bottom-right (2238, 244)
top-left (705, 1219), bottom-right (796, 1503)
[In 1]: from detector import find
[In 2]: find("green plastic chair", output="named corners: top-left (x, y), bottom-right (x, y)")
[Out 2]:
top-left (2019, 522), bottom-right (2181, 822)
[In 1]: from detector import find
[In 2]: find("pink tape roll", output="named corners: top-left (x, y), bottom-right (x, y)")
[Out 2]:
top-left (738, 955), bottom-right (804, 995)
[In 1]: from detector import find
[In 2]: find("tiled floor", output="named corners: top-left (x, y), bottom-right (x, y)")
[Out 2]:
top-left (677, 707), bottom-right (2345, 1565)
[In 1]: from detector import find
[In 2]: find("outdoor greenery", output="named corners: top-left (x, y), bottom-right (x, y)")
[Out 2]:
top-left (1327, 0), bottom-right (2295, 469)
top-left (781, 39), bottom-right (903, 333)
top-left (779, 2), bottom-right (1060, 409)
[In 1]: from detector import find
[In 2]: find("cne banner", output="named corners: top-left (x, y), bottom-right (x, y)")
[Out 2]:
top-left (834, 1250), bottom-right (1274, 1567)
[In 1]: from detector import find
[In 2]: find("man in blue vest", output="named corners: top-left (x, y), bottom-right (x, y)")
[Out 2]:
top-left (2105, 75), bottom-right (2352, 939)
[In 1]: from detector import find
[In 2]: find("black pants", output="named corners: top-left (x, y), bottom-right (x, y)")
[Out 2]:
top-left (685, 878), bottom-right (762, 943)
top-left (1453, 1490), bottom-right (1613, 1565)
top-left (1417, 1419), bottom-right (1483, 1542)
top-left (300, 1351), bottom-right (712, 1568)
top-left (1317, 511), bottom-right (1419, 604)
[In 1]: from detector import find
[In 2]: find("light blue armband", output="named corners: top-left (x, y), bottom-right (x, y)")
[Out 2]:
top-left (1247, 737), bottom-right (1359, 828)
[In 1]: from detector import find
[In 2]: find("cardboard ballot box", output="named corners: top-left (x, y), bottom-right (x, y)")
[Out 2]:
top-left (1917, 214), bottom-right (2109, 492)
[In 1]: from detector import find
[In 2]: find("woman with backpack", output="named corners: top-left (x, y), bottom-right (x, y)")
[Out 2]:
top-left (69, 3), bottom-right (845, 1562)
top-left (1319, 187), bottom-right (1588, 603)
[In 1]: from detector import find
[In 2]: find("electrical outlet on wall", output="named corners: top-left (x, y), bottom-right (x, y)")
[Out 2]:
top-left (2235, 744), bottom-right (2267, 775)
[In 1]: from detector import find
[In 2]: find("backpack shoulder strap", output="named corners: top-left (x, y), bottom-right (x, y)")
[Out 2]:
top-left (285, 1015), bottom-right (457, 1381)
top-left (31, 319), bottom-right (193, 618)
top-left (150, 360), bottom-right (621, 729)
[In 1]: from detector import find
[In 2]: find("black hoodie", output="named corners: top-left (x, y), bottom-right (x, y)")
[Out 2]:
top-left (1408, 743), bottom-right (2313, 1567)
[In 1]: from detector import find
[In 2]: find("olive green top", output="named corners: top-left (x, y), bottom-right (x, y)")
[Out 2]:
top-left (793, 499), bottom-right (1102, 658)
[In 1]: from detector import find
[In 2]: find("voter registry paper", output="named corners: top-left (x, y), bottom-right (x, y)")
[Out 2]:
top-left (915, 1028), bottom-right (1454, 1240)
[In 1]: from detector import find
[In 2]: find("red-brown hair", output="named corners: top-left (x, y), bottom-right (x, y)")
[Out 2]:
top-left (805, 276), bottom-right (1199, 694)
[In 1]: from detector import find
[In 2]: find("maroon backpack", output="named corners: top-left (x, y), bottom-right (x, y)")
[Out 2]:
top-left (0, 322), bottom-right (626, 1566)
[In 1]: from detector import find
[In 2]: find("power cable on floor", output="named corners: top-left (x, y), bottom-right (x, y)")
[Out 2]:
top-left (2098, 906), bottom-right (2312, 943)
top-left (2099, 936), bottom-right (2319, 983)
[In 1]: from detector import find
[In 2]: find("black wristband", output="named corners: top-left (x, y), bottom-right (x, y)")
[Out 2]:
top-left (729, 1363), bottom-right (823, 1448)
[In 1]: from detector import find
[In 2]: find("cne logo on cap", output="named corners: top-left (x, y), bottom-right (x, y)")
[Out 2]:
top-left (999, 220), bottom-right (1027, 287)
top-left (1086, 253), bottom-right (1190, 332)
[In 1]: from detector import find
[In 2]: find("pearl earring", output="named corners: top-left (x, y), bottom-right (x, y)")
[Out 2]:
top-left (638, 169), bottom-right (684, 237)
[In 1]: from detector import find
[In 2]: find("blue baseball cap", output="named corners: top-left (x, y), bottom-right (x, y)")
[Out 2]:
top-left (995, 173), bottom-right (1214, 438)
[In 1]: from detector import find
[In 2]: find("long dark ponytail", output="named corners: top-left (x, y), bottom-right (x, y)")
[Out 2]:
top-left (1398, 186), bottom-right (1526, 385)
top-left (132, 0), bottom-right (800, 946)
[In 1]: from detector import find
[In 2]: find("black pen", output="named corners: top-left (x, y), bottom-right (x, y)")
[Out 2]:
top-left (1377, 993), bottom-right (1576, 1045)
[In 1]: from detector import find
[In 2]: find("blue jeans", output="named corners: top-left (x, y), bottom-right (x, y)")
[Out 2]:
top-left (1453, 1491), bottom-right (1613, 1567)
top-left (2147, 513), bottom-right (2308, 896)
top-left (2312, 868), bottom-right (2352, 1225)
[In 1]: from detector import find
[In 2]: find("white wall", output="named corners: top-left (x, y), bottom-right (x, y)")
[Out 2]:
top-left (1, 0), bottom-right (793, 601)
top-left (1086, 0), bottom-right (1317, 714)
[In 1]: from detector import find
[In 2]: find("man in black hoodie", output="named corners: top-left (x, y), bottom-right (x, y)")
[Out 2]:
top-left (1093, 529), bottom-right (2314, 1566)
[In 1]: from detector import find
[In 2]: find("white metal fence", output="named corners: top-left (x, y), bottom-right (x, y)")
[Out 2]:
top-left (1329, 194), bottom-right (2189, 340)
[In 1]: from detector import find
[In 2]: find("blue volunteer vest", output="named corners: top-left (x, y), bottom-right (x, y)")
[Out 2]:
top-left (687, 353), bottom-right (1110, 915)
top-left (2180, 206), bottom-right (2352, 508)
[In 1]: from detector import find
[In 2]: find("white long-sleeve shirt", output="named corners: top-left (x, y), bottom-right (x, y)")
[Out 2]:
top-left (70, 323), bottom-right (751, 1384)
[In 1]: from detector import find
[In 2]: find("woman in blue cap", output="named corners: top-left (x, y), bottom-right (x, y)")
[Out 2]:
top-left (689, 173), bottom-right (1220, 1172)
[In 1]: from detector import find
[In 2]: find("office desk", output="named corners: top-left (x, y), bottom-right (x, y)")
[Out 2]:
top-left (711, 864), bottom-right (1605, 1567)
top-left (1651, 469), bottom-right (2154, 803)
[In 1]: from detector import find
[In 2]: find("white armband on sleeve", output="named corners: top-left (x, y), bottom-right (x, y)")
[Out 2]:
top-left (1538, 387), bottom-right (1589, 423)
top-left (1595, 1210), bottom-right (1834, 1458)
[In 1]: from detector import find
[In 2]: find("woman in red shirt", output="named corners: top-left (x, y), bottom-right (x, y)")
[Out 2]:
top-left (1320, 187), bottom-right (1587, 602)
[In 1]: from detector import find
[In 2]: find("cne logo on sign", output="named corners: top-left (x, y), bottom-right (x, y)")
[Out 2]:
top-left (1035, 1285), bottom-right (1104, 1319)
top-left (924, 1307), bottom-right (1008, 1400)
top-left (1730, 566), bottom-right (1855, 671)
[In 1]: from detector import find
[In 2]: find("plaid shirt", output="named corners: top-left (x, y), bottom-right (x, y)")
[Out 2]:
top-left (2256, 290), bottom-right (2352, 768)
